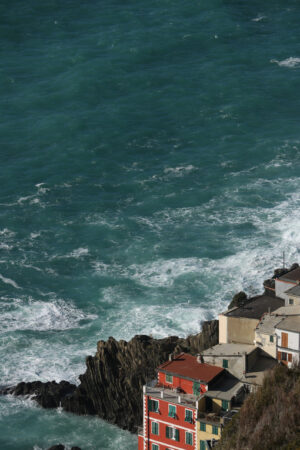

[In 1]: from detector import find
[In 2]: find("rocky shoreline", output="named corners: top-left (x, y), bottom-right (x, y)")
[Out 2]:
top-left (1, 320), bottom-right (218, 433)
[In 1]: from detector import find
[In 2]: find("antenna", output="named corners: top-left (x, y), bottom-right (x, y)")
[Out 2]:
top-left (283, 251), bottom-right (285, 269)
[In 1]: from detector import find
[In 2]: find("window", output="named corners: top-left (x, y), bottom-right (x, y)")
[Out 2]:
top-left (222, 400), bottom-right (229, 411)
top-left (185, 431), bottom-right (193, 445)
top-left (222, 359), bottom-right (228, 368)
top-left (152, 445), bottom-right (159, 450)
top-left (148, 399), bottom-right (159, 413)
top-left (185, 409), bottom-right (193, 423)
top-left (281, 352), bottom-right (287, 361)
top-left (270, 335), bottom-right (274, 343)
top-left (212, 425), bottom-right (219, 435)
top-left (168, 404), bottom-right (176, 418)
top-left (200, 422), bottom-right (206, 432)
top-left (166, 373), bottom-right (173, 383)
top-left (151, 421), bottom-right (159, 435)
top-left (200, 440), bottom-right (206, 450)
top-left (166, 426), bottom-right (179, 441)
top-left (289, 298), bottom-right (294, 305)
top-left (193, 381), bottom-right (201, 396)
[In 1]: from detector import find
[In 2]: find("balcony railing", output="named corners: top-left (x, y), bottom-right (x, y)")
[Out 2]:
top-left (144, 380), bottom-right (197, 408)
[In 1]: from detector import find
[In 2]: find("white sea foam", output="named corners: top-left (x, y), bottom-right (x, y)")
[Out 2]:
top-left (68, 247), bottom-right (89, 258)
top-left (164, 165), bottom-right (196, 176)
top-left (0, 296), bottom-right (96, 332)
top-left (252, 15), bottom-right (266, 22)
top-left (271, 57), bottom-right (300, 68)
top-left (128, 258), bottom-right (203, 287)
top-left (0, 274), bottom-right (21, 289)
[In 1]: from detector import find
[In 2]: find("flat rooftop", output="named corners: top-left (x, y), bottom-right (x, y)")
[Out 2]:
top-left (202, 343), bottom-right (255, 357)
top-left (256, 314), bottom-right (283, 335)
top-left (224, 295), bottom-right (284, 319)
top-left (272, 305), bottom-right (300, 316)
top-left (204, 373), bottom-right (243, 401)
top-left (278, 267), bottom-right (300, 283)
top-left (275, 316), bottom-right (300, 333)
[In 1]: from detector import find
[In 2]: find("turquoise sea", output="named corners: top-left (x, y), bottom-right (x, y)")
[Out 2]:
top-left (1, 1), bottom-right (300, 448)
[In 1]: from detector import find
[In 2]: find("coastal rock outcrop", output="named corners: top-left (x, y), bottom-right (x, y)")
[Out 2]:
top-left (62, 320), bottom-right (218, 431)
top-left (1, 380), bottom-right (76, 408)
top-left (0, 320), bottom-right (218, 433)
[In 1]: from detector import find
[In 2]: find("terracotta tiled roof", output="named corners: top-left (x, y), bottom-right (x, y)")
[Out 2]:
top-left (158, 353), bottom-right (224, 383)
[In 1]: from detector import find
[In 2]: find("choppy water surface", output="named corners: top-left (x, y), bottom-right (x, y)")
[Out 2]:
top-left (1, 1), bottom-right (300, 448)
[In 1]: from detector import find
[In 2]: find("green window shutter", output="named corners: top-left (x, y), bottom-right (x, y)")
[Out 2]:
top-left (222, 400), bottom-right (229, 411)
top-left (212, 425), bottom-right (219, 435)
top-left (174, 428), bottom-right (179, 441)
top-left (200, 422), bottom-right (206, 431)
top-left (166, 373), bottom-right (173, 383)
top-left (166, 426), bottom-right (170, 438)
top-left (193, 381), bottom-right (201, 396)
top-left (185, 409), bottom-right (193, 422)
top-left (168, 404), bottom-right (176, 418)
top-left (186, 431), bottom-right (193, 445)
top-left (222, 359), bottom-right (228, 368)
top-left (152, 445), bottom-right (158, 450)
top-left (270, 335), bottom-right (274, 342)
top-left (151, 422), bottom-right (158, 435)
top-left (200, 440), bottom-right (206, 450)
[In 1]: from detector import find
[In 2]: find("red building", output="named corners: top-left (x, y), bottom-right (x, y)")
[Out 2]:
top-left (138, 352), bottom-right (224, 450)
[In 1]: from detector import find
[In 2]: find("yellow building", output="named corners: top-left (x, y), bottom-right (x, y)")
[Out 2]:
top-left (197, 418), bottom-right (222, 450)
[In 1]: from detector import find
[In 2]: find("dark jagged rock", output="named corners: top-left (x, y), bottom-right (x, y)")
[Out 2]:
top-left (47, 446), bottom-right (81, 450)
top-left (47, 445), bottom-right (65, 450)
top-left (228, 291), bottom-right (248, 310)
top-left (0, 381), bottom-right (76, 409)
top-left (1, 321), bottom-right (218, 433)
top-left (63, 320), bottom-right (219, 431)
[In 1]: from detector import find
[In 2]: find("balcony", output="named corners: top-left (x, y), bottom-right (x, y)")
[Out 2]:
top-left (144, 381), bottom-right (197, 408)
top-left (198, 408), bottom-right (239, 426)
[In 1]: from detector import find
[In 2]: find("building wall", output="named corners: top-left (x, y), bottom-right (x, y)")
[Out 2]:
top-left (275, 279), bottom-right (295, 301)
top-left (226, 317), bottom-right (258, 344)
top-left (145, 395), bottom-right (197, 450)
top-left (197, 420), bottom-right (221, 450)
top-left (203, 354), bottom-right (245, 380)
top-left (254, 330), bottom-right (277, 358)
top-left (158, 371), bottom-right (207, 395)
top-left (275, 329), bottom-right (300, 351)
top-left (287, 294), bottom-right (300, 306)
top-left (219, 314), bottom-right (228, 344)
top-left (138, 434), bottom-right (143, 450)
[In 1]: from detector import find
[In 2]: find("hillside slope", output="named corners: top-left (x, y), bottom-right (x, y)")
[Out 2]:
top-left (218, 365), bottom-right (300, 450)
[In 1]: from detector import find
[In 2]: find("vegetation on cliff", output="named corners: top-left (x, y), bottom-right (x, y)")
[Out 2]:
top-left (218, 364), bottom-right (300, 450)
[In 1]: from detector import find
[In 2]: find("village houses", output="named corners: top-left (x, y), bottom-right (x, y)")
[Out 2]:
top-left (138, 266), bottom-right (300, 450)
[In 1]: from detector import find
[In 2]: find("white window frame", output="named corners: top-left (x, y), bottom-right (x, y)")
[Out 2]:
top-left (166, 373), bottom-right (173, 383)
top-left (168, 403), bottom-right (177, 418)
top-left (185, 408), bottom-right (193, 423)
top-left (151, 420), bottom-right (159, 435)
top-left (185, 430), bottom-right (193, 445)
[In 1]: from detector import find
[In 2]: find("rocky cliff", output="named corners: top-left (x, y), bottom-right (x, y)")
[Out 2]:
top-left (1, 320), bottom-right (218, 432)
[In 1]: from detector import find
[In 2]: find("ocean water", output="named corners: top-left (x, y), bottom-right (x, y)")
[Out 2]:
top-left (1, 1), bottom-right (300, 448)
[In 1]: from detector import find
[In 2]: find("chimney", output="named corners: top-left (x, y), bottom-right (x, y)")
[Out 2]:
top-left (197, 354), bottom-right (204, 364)
top-left (169, 353), bottom-right (173, 361)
